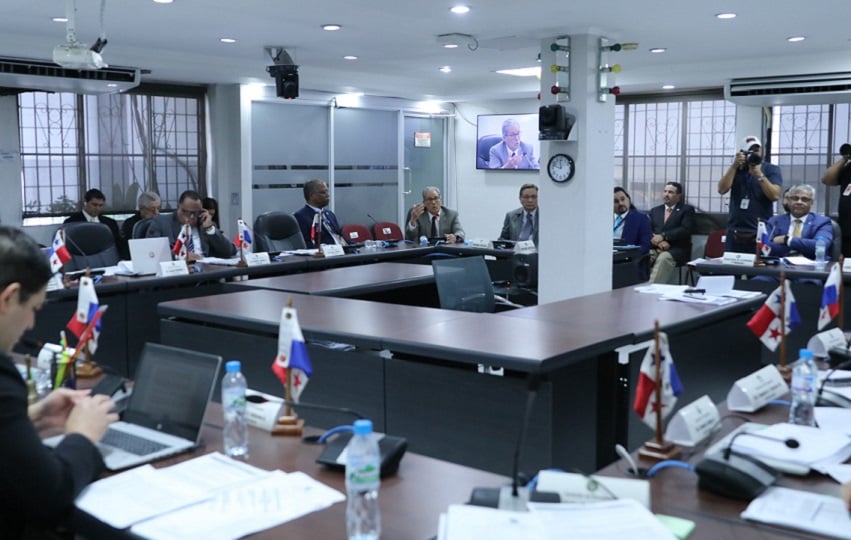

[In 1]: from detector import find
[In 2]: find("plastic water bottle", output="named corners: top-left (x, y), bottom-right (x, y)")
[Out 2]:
top-left (789, 349), bottom-right (817, 426)
top-left (346, 419), bottom-right (381, 540)
top-left (815, 235), bottom-right (826, 270)
top-left (419, 235), bottom-right (428, 246)
top-left (221, 360), bottom-right (248, 458)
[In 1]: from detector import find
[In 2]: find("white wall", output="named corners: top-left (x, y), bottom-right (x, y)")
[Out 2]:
top-left (0, 96), bottom-right (24, 231)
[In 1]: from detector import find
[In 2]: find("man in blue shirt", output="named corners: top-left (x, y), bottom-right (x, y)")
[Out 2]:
top-left (717, 135), bottom-right (783, 253)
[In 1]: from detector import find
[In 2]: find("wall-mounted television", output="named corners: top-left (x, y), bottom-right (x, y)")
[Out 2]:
top-left (476, 113), bottom-right (540, 171)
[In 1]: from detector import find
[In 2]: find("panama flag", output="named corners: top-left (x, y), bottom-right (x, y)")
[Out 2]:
top-left (232, 219), bottom-right (253, 253)
top-left (746, 280), bottom-right (801, 351)
top-left (66, 276), bottom-right (100, 345)
top-left (271, 305), bottom-right (313, 402)
top-left (757, 220), bottom-right (772, 257)
top-left (633, 332), bottom-right (683, 430)
top-left (310, 211), bottom-right (321, 247)
top-left (818, 263), bottom-right (842, 330)
top-left (48, 229), bottom-right (72, 274)
top-left (173, 224), bottom-right (189, 259)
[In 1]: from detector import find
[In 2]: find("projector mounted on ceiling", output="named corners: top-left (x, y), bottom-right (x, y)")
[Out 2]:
top-left (53, 0), bottom-right (109, 70)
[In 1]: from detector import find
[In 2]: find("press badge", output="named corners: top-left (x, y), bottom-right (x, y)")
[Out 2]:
top-left (739, 198), bottom-right (750, 210)
top-left (843, 184), bottom-right (851, 196)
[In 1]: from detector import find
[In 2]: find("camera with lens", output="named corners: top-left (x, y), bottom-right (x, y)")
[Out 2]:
top-left (840, 143), bottom-right (851, 158)
top-left (739, 149), bottom-right (762, 168)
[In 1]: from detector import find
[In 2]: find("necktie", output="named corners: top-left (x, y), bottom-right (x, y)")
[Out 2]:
top-left (613, 214), bottom-right (624, 237)
top-left (186, 225), bottom-right (195, 254)
top-left (792, 219), bottom-right (802, 238)
top-left (519, 212), bottom-right (533, 241)
top-left (431, 215), bottom-right (438, 237)
top-left (664, 207), bottom-right (672, 223)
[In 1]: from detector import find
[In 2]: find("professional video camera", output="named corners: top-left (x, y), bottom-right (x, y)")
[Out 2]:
top-left (840, 143), bottom-right (851, 158)
top-left (739, 149), bottom-right (762, 168)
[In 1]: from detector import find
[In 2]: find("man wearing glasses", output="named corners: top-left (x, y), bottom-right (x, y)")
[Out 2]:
top-left (406, 186), bottom-right (465, 244)
top-left (499, 184), bottom-right (539, 245)
top-left (146, 190), bottom-right (235, 261)
top-left (762, 184), bottom-right (832, 259)
top-left (488, 118), bottom-right (539, 170)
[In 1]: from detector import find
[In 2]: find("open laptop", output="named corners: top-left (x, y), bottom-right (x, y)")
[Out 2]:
top-left (128, 237), bottom-right (173, 275)
top-left (45, 343), bottom-right (222, 470)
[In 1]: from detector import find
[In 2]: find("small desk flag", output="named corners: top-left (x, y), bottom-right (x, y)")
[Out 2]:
top-left (818, 263), bottom-right (842, 330)
top-left (48, 229), bottom-right (72, 274)
top-left (633, 332), bottom-right (683, 430)
top-left (272, 305), bottom-right (312, 403)
top-left (746, 280), bottom-right (800, 351)
top-left (66, 276), bottom-right (104, 353)
top-left (757, 221), bottom-right (771, 257)
top-left (233, 219), bottom-right (253, 253)
top-left (173, 224), bottom-right (189, 259)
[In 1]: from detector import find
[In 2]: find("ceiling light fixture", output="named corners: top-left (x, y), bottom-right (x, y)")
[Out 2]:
top-left (52, 17), bottom-right (68, 22)
top-left (649, 47), bottom-right (666, 53)
top-left (439, 66), bottom-right (452, 73)
top-left (322, 24), bottom-right (342, 31)
top-left (153, 0), bottom-right (173, 4)
top-left (437, 33), bottom-right (478, 51)
top-left (787, 36), bottom-right (806, 42)
top-left (496, 67), bottom-right (541, 77)
top-left (449, 5), bottom-right (470, 14)
top-left (220, 38), bottom-right (236, 44)
top-left (343, 55), bottom-right (358, 60)
top-left (662, 84), bottom-right (675, 90)
top-left (715, 12), bottom-right (736, 19)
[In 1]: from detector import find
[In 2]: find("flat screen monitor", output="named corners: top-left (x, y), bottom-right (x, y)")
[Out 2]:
top-left (476, 113), bottom-right (540, 171)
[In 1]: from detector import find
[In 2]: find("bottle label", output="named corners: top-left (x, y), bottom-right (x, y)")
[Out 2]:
top-left (223, 389), bottom-right (246, 409)
top-left (348, 463), bottom-right (380, 489)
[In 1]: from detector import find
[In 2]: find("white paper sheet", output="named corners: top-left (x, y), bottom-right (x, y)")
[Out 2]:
top-left (742, 487), bottom-right (851, 539)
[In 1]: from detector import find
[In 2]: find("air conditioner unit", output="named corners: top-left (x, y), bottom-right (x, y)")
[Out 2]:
top-left (725, 72), bottom-right (851, 106)
top-left (0, 56), bottom-right (140, 95)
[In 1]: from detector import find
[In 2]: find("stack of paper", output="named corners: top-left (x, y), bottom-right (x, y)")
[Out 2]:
top-left (730, 423), bottom-right (851, 474)
top-left (742, 487), bottom-right (851, 538)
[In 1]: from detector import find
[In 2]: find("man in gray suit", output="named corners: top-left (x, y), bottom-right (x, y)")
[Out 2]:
top-left (499, 183), bottom-right (539, 245)
top-left (146, 190), bottom-right (235, 260)
top-left (405, 186), bottom-right (465, 243)
top-left (488, 118), bottom-right (539, 170)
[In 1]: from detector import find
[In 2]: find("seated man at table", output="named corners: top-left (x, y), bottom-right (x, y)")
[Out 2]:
top-left (499, 183), bottom-right (539, 245)
top-left (406, 186), bottom-right (465, 244)
top-left (613, 187), bottom-right (650, 254)
top-left (64, 188), bottom-right (127, 259)
top-left (120, 191), bottom-right (161, 240)
top-left (146, 190), bottom-right (236, 261)
top-left (0, 225), bottom-right (117, 537)
top-left (762, 183), bottom-right (833, 259)
top-left (293, 179), bottom-right (347, 248)
top-left (648, 182), bottom-right (695, 283)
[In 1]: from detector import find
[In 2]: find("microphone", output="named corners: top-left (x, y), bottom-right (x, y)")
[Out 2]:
top-left (723, 430), bottom-right (799, 461)
top-left (366, 213), bottom-right (379, 226)
top-left (245, 394), bottom-right (364, 421)
top-left (816, 356), bottom-right (851, 407)
top-left (62, 227), bottom-right (88, 258)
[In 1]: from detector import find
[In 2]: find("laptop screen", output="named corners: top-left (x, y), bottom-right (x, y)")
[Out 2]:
top-left (123, 343), bottom-right (222, 442)
top-left (128, 237), bottom-right (172, 275)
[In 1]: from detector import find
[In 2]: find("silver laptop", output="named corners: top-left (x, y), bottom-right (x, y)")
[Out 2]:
top-left (45, 343), bottom-right (222, 470)
top-left (128, 237), bottom-right (173, 275)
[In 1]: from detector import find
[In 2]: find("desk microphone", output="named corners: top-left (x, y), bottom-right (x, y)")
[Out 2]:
top-left (366, 213), bottom-right (379, 226)
top-left (62, 227), bottom-right (89, 258)
top-left (245, 394), bottom-right (364, 421)
top-left (723, 430), bottom-right (799, 461)
top-left (816, 357), bottom-right (851, 408)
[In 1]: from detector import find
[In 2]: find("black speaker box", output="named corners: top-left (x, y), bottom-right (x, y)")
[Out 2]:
top-left (538, 104), bottom-right (575, 140)
top-left (512, 253), bottom-right (538, 288)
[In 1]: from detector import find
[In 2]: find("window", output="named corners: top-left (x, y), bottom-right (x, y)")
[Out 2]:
top-left (18, 85), bottom-right (206, 222)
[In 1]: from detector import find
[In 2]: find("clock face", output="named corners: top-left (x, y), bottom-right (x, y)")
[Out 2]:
top-left (547, 153), bottom-right (575, 183)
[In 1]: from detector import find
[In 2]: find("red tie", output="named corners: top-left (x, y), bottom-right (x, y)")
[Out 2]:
top-left (664, 207), bottom-right (672, 223)
top-left (431, 215), bottom-right (438, 237)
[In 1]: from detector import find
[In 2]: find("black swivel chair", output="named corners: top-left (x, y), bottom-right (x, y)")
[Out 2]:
top-left (132, 218), bottom-right (154, 239)
top-left (253, 211), bottom-right (307, 252)
top-left (61, 222), bottom-right (121, 271)
top-left (476, 135), bottom-right (502, 169)
top-left (432, 256), bottom-right (522, 313)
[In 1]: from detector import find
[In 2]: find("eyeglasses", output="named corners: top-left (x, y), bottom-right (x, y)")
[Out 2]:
top-left (179, 208), bottom-right (201, 217)
top-left (520, 194), bottom-right (538, 200)
top-left (504, 131), bottom-right (521, 137)
top-left (424, 197), bottom-right (441, 202)
top-left (788, 196), bottom-right (812, 203)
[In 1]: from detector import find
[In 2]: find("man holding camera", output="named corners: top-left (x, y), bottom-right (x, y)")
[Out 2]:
top-left (821, 143), bottom-right (851, 257)
top-left (717, 135), bottom-right (783, 253)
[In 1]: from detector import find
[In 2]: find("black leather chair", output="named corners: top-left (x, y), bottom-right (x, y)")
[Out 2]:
top-left (476, 135), bottom-right (502, 168)
top-left (253, 211), bottom-right (307, 252)
top-left (432, 256), bottom-right (521, 313)
top-left (61, 222), bottom-right (121, 271)
top-left (132, 217), bottom-right (154, 239)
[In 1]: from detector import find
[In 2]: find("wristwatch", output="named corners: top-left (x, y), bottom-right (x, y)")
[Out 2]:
top-left (757, 175), bottom-right (767, 182)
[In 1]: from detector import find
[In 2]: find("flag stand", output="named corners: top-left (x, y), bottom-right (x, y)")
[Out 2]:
top-left (839, 257), bottom-right (845, 333)
top-left (272, 299), bottom-right (304, 436)
top-left (776, 271), bottom-right (793, 382)
top-left (313, 211), bottom-right (326, 258)
top-left (236, 217), bottom-right (248, 268)
top-left (638, 321), bottom-right (680, 461)
top-left (75, 269), bottom-right (102, 379)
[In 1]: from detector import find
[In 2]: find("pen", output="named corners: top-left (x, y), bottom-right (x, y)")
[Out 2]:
top-left (684, 288), bottom-right (705, 294)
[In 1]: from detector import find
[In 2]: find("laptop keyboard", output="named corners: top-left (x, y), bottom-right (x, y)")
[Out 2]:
top-left (101, 429), bottom-right (169, 456)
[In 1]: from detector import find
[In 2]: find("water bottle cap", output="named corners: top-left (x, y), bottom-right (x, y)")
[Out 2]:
top-left (817, 236), bottom-right (825, 241)
top-left (799, 349), bottom-right (814, 360)
top-left (225, 360), bottom-right (241, 372)
top-left (353, 419), bottom-right (373, 436)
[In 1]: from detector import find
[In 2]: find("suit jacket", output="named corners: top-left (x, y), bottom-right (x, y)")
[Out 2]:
top-left (647, 202), bottom-right (696, 265)
top-left (619, 209), bottom-right (652, 255)
top-left (487, 141), bottom-right (538, 169)
top-left (145, 212), bottom-right (236, 258)
top-left (405, 206), bottom-right (465, 242)
top-left (121, 212), bottom-right (143, 240)
top-left (0, 353), bottom-right (105, 538)
top-left (499, 207), bottom-right (539, 245)
top-left (293, 205), bottom-right (345, 248)
top-left (765, 213), bottom-right (834, 259)
top-left (64, 211), bottom-right (128, 260)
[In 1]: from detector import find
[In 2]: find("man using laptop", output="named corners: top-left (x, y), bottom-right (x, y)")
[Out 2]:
top-left (146, 190), bottom-right (236, 261)
top-left (0, 226), bottom-right (117, 538)
top-left (499, 183), bottom-right (539, 246)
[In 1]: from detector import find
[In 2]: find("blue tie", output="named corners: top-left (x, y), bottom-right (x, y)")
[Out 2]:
top-left (613, 214), bottom-right (624, 237)
top-left (519, 213), bottom-right (533, 241)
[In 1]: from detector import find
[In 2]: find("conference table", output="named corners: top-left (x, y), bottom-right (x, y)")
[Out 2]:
top-left (72, 403), bottom-right (507, 540)
top-left (157, 278), bottom-right (765, 476)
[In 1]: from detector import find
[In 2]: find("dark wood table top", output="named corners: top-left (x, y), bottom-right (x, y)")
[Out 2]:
top-left (692, 258), bottom-right (834, 281)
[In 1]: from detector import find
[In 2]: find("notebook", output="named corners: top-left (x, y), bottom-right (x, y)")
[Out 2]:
top-left (45, 343), bottom-right (222, 470)
top-left (128, 237), bottom-right (173, 275)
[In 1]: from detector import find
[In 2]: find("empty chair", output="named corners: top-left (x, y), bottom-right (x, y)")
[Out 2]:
top-left (61, 222), bottom-right (120, 271)
top-left (373, 221), bottom-right (404, 242)
top-left (830, 219), bottom-right (842, 261)
top-left (253, 211), bottom-right (307, 252)
top-left (341, 224), bottom-right (373, 244)
top-left (432, 256), bottom-right (522, 313)
top-left (132, 217), bottom-right (154, 239)
top-left (704, 229), bottom-right (726, 259)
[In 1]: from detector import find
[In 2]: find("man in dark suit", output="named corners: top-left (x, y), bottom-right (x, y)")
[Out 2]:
top-left (763, 183), bottom-right (833, 259)
top-left (499, 183), bottom-right (539, 245)
top-left (648, 182), bottom-right (696, 283)
top-left (146, 190), bottom-right (235, 260)
top-left (0, 226), bottom-right (117, 538)
top-left (293, 179), bottom-right (347, 248)
top-left (406, 186), bottom-right (465, 243)
top-left (63, 188), bottom-right (128, 259)
top-left (614, 187), bottom-right (652, 281)
top-left (120, 191), bottom-right (161, 240)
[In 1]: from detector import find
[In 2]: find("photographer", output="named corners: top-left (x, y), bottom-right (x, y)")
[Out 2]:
top-left (717, 135), bottom-right (782, 253)
top-left (821, 143), bottom-right (851, 257)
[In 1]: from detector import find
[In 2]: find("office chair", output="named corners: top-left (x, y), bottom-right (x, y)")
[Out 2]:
top-left (61, 222), bottom-right (121, 271)
top-left (431, 256), bottom-right (522, 313)
top-left (341, 224), bottom-right (373, 244)
top-left (830, 219), bottom-right (842, 261)
top-left (373, 221), bottom-right (404, 242)
top-left (476, 135), bottom-right (502, 169)
top-left (132, 217), bottom-right (154, 239)
top-left (704, 229), bottom-right (726, 259)
top-left (253, 211), bottom-right (307, 252)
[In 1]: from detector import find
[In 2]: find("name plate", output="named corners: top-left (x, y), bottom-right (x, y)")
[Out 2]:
top-left (844, 259), bottom-right (851, 273)
top-left (727, 364), bottom-right (787, 413)
top-left (535, 470), bottom-right (650, 508)
top-left (245, 389), bottom-right (283, 431)
top-left (37, 343), bottom-right (64, 371)
top-left (514, 240), bottom-right (537, 254)
top-left (721, 251), bottom-right (756, 266)
top-left (320, 244), bottom-right (345, 257)
top-left (469, 238), bottom-right (490, 249)
top-left (807, 328), bottom-right (847, 357)
top-left (245, 252), bottom-right (271, 266)
top-left (46, 274), bottom-right (65, 292)
top-left (159, 260), bottom-right (190, 277)
top-left (664, 395), bottom-right (720, 447)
